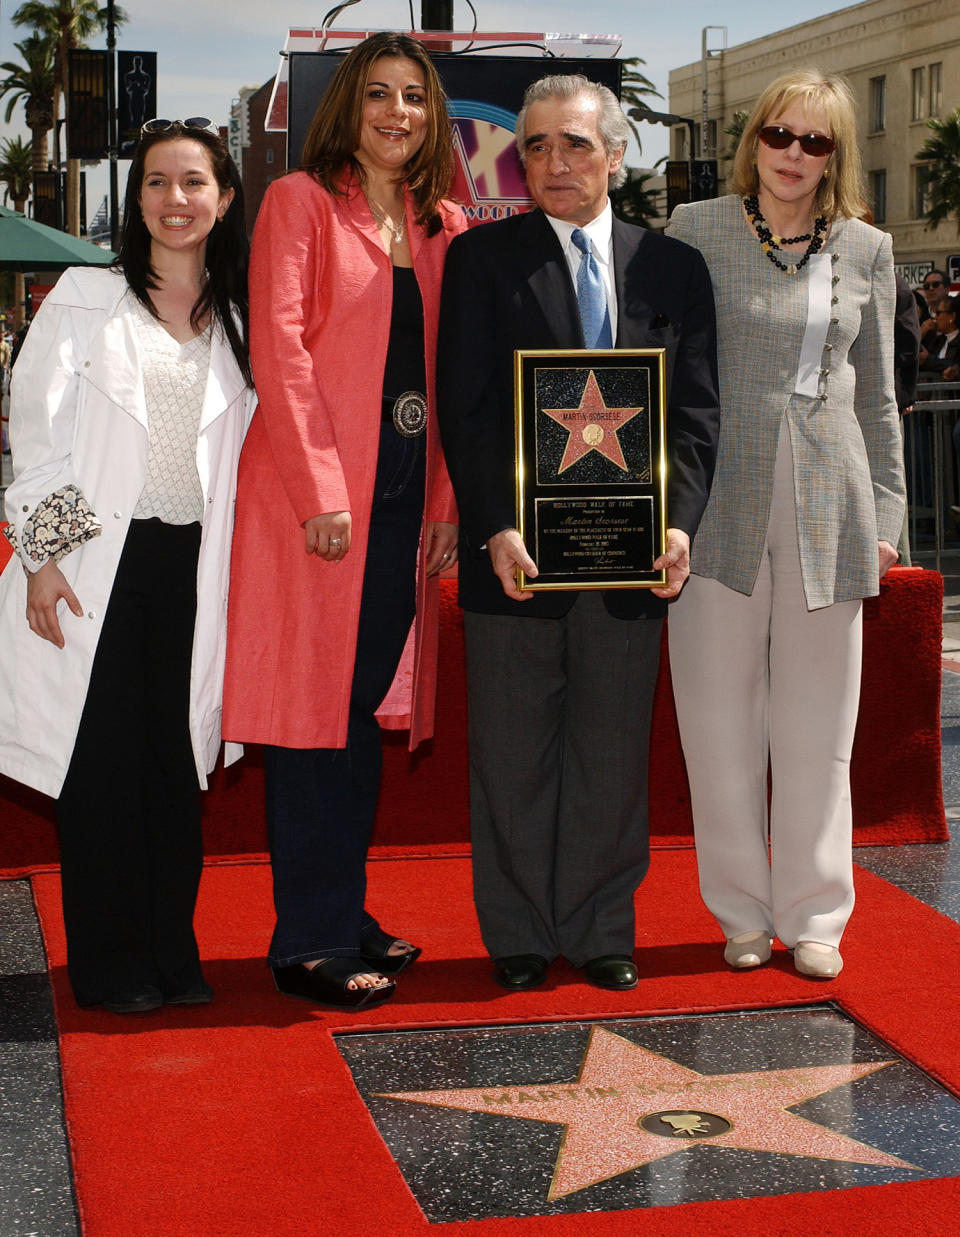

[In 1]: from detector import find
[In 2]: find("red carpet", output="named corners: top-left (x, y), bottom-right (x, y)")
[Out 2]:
top-left (33, 850), bottom-right (960, 1235)
top-left (0, 567), bottom-right (947, 878)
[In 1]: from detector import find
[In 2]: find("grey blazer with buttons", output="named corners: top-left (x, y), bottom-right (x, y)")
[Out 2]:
top-left (667, 194), bottom-right (906, 610)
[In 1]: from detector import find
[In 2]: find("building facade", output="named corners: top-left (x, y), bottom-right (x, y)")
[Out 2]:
top-left (668, 0), bottom-right (960, 284)
top-left (230, 80), bottom-right (287, 237)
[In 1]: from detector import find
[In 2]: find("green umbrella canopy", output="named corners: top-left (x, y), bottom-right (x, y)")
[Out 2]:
top-left (0, 203), bottom-right (115, 272)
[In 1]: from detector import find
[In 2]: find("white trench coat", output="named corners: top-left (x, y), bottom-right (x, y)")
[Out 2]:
top-left (0, 266), bottom-right (254, 797)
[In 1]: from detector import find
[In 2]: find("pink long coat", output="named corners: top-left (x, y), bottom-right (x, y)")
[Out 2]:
top-left (222, 172), bottom-right (466, 749)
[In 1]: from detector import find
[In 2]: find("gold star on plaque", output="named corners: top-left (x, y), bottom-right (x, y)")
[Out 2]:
top-left (542, 370), bottom-right (642, 474)
top-left (375, 1026), bottom-right (918, 1200)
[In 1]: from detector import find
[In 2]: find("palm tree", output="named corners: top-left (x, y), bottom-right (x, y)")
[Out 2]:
top-left (0, 136), bottom-right (35, 329)
top-left (0, 34), bottom-right (55, 172)
top-left (0, 135), bottom-right (34, 210)
top-left (722, 110), bottom-right (750, 164)
top-left (12, 2), bottom-right (127, 235)
top-left (609, 60), bottom-right (665, 230)
top-left (12, 1), bottom-right (117, 132)
top-left (916, 108), bottom-right (960, 233)
top-left (611, 167), bottom-right (661, 229)
top-left (619, 57), bottom-right (662, 158)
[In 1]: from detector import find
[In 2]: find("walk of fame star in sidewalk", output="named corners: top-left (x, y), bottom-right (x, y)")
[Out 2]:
top-left (338, 1005), bottom-right (960, 1224)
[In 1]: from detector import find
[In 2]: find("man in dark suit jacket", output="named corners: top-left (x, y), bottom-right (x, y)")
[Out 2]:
top-left (436, 73), bottom-right (720, 993)
top-left (894, 274), bottom-right (921, 414)
top-left (893, 274), bottom-right (921, 565)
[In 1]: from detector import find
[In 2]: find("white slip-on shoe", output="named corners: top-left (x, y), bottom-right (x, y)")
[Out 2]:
top-left (793, 941), bottom-right (843, 979)
top-left (723, 930), bottom-right (772, 969)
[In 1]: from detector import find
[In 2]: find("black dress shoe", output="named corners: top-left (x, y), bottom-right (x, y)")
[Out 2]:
top-left (101, 985), bottom-right (164, 1014)
top-left (165, 980), bottom-right (214, 1005)
top-left (584, 955), bottom-right (638, 991)
top-left (493, 954), bottom-right (548, 990)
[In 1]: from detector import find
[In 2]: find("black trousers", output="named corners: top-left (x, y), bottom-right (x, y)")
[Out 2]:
top-left (57, 518), bottom-right (204, 1005)
top-left (463, 595), bottom-right (662, 966)
top-left (263, 423), bottom-right (425, 966)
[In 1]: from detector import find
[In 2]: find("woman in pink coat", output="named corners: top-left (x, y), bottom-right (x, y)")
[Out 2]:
top-left (223, 33), bottom-right (466, 1009)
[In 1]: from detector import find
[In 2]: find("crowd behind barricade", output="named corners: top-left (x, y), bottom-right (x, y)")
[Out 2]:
top-left (901, 272), bottom-right (960, 553)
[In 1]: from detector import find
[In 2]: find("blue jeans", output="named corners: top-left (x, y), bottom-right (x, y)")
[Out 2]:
top-left (264, 423), bottom-right (425, 966)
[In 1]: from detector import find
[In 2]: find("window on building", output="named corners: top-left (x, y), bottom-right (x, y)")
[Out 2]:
top-left (870, 76), bottom-right (886, 132)
top-left (915, 165), bottom-right (932, 220)
top-left (870, 170), bottom-right (887, 225)
top-left (912, 67), bottom-right (926, 121)
top-left (929, 62), bottom-right (943, 117)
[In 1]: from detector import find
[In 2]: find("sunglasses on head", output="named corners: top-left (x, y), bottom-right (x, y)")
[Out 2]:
top-left (141, 116), bottom-right (219, 137)
top-left (758, 125), bottom-right (836, 158)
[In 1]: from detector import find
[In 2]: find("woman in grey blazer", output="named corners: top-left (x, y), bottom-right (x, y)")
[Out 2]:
top-left (666, 70), bottom-right (905, 979)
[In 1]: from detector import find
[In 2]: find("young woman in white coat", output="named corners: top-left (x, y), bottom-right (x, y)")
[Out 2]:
top-left (0, 120), bottom-right (254, 1013)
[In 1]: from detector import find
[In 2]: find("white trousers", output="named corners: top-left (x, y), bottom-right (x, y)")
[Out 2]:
top-left (668, 432), bottom-right (862, 949)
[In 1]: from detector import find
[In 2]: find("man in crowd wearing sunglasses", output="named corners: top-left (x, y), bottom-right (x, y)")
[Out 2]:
top-left (919, 270), bottom-right (951, 339)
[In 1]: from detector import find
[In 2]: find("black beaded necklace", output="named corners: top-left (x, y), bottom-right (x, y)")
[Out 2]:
top-left (743, 194), bottom-right (828, 275)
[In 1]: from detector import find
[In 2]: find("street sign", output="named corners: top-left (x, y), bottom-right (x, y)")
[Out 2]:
top-left (894, 262), bottom-right (934, 287)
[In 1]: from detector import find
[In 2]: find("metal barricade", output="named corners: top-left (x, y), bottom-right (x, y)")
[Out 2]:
top-left (907, 381), bottom-right (960, 574)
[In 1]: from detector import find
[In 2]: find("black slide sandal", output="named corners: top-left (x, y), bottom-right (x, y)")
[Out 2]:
top-left (271, 958), bottom-right (397, 1008)
top-left (358, 923), bottom-right (422, 975)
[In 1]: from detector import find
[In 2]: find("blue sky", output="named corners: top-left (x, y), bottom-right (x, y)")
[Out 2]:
top-left (1, 0), bottom-right (857, 222)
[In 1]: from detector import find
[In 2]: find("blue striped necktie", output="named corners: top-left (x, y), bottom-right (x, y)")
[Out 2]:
top-left (571, 227), bottom-right (613, 349)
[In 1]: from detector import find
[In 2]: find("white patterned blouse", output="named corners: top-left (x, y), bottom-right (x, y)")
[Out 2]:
top-left (130, 292), bottom-right (211, 525)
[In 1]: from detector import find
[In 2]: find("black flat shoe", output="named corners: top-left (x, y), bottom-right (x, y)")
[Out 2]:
top-left (101, 985), bottom-right (164, 1014)
top-left (358, 923), bottom-right (422, 975)
top-left (584, 955), bottom-right (638, 991)
top-left (493, 954), bottom-right (549, 991)
top-left (271, 958), bottom-right (396, 1009)
top-left (165, 980), bottom-right (214, 1005)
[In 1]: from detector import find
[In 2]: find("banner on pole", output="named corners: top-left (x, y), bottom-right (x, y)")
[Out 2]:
top-left (117, 52), bottom-right (158, 156)
top-left (67, 49), bottom-right (110, 160)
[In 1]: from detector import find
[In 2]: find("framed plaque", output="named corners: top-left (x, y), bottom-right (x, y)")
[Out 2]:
top-left (514, 349), bottom-right (667, 591)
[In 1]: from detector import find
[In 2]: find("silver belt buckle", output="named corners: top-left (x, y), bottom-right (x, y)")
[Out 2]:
top-left (392, 390), bottom-right (427, 438)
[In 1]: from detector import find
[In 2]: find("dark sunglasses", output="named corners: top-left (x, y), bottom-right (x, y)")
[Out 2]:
top-left (141, 116), bottom-right (219, 137)
top-left (758, 125), bottom-right (835, 158)
top-left (923, 280), bottom-right (944, 289)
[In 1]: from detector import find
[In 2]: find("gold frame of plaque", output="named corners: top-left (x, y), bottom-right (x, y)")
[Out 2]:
top-left (514, 348), bottom-right (667, 591)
